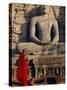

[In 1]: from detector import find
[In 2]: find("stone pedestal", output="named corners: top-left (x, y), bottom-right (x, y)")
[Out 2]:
top-left (17, 42), bottom-right (64, 54)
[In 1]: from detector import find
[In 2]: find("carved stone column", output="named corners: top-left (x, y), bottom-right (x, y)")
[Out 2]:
top-left (60, 66), bottom-right (63, 76)
top-left (13, 67), bottom-right (16, 81)
top-left (42, 65), bottom-right (47, 84)
top-left (35, 65), bottom-right (39, 79)
top-left (52, 67), bottom-right (55, 76)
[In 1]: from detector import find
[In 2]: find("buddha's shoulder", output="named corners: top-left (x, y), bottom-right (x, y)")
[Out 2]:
top-left (31, 16), bottom-right (43, 22)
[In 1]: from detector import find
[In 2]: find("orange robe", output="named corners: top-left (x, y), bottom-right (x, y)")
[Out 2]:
top-left (16, 53), bottom-right (28, 86)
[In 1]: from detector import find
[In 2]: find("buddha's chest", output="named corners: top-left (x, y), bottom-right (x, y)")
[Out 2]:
top-left (36, 20), bottom-right (52, 34)
top-left (36, 20), bottom-right (53, 41)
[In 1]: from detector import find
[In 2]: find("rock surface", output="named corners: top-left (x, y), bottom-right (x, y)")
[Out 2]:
top-left (9, 4), bottom-right (65, 49)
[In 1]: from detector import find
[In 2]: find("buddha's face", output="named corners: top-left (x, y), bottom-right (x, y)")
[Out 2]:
top-left (41, 6), bottom-right (49, 14)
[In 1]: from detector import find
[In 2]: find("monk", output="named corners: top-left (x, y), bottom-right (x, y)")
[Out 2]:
top-left (16, 49), bottom-right (28, 86)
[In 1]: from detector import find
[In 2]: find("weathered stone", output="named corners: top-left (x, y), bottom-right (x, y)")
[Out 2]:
top-left (12, 53), bottom-right (64, 65)
top-left (12, 42), bottom-right (16, 49)
top-left (9, 4), bottom-right (65, 85)
top-left (12, 33), bottom-right (19, 43)
top-left (13, 24), bottom-right (22, 34)
top-left (15, 17), bottom-right (26, 24)
top-left (9, 4), bottom-right (65, 51)
top-left (29, 6), bottom-right (60, 45)
top-left (17, 42), bottom-right (65, 54)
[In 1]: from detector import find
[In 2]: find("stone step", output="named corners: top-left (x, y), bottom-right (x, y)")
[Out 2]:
top-left (11, 42), bottom-right (65, 65)
top-left (12, 54), bottom-right (64, 65)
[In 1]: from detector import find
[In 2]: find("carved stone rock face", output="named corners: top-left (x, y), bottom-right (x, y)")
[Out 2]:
top-left (10, 4), bottom-right (65, 50)
top-left (30, 6), bottom-right (59, 45)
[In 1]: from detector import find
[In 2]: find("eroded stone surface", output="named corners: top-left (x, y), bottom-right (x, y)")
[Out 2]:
top-left (17, 42), bottom-right (65, 54)
top-left (9, 4), bottom-right (65, 49)
top-left (9, 4), bottom-right (65, 85)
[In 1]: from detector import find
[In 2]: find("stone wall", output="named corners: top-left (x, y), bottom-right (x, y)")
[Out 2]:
top-left (9, 3), bottom-right (65, 50)
top-left (9, 4), bottom-right (65, 85)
